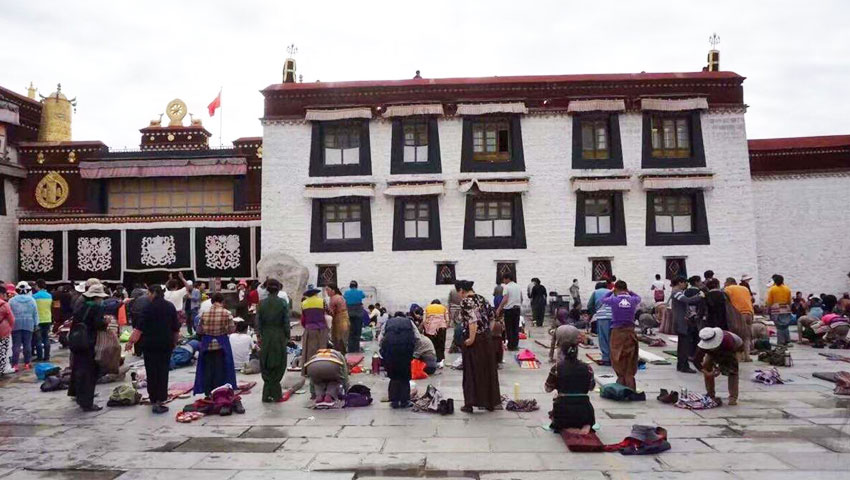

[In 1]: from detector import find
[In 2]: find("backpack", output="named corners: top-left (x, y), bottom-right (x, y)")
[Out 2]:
top-left (344, 384), bottom-right (373, 407)
top-left (654, 289), bottom-right (665, 302)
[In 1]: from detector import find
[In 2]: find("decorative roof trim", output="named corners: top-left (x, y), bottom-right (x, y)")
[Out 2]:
top-left (456, 102), bottom-right (528, 116)
top-left (384, 181), bottom-right (444, 196)
top-left (752, 170), bottom-right (850, 180)
top-left (567, 99), bottom-right (625, 113)
top-left (640, 173), bottom-right (714, 190)
top-left (570, 175), bottom-right (632, 192)
top-left (78, 157), bottom-right (246, 179)
top-left (382, 104), bottom-right (444, 118)
top-left (641, 97), bottom-right (709, 112)
top-left (18, 215), bottom-right (260, 229)
top-left (305, 108), bottom-right (373, 121)
top-left (303, 183), bottom-right (375, 198)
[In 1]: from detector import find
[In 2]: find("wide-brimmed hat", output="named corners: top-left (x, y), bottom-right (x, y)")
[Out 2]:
top-left (697, 327), bottom-right (724, 350)
top-left (15, 281), bottom-right (31, 294)
top-left (82, 284), bottom-right (109, 298)
top-left (304, 284), bottom-right (321, 296)
top-left (555, 325), bottom-right (581, 348)
top-left (741, 274), bottom-right (753, 282)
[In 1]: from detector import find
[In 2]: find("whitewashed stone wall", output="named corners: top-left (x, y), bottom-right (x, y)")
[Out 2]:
top-left (0, 177), bottom-right (19, 282)
top-left (262, 111), bottom-right (758, 311)
top-left (753, 172), bottom-right (850, 297)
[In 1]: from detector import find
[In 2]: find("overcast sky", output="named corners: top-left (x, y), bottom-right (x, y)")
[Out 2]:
top-left (2, 0), bottom-right (848, 148)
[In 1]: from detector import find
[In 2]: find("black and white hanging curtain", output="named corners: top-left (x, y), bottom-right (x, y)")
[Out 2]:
top-left (194, 227), bottom-right (252, 279)
top-left (125, 228), bottom-right (191, 272)
top-left (18, 231), bottom-right (64, 282)
top-left (67, 230), bottom-right (122, 282)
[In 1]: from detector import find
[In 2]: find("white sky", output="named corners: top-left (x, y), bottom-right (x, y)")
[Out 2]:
top-left (2, 0), bottom-right (848, 148)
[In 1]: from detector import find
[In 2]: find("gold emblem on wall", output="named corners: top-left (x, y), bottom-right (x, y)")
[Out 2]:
top-left (35, 171), bottom-right (70, 209)
top-left (165, 98), bottom-right (187, 126)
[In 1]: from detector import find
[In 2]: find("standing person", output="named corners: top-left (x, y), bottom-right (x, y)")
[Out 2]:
top-left (765, 274), bottom-right (793, 346)
top-left (544, 325), bottom-right (596, 433)
top-left (492, 283), bottom-right (504, 310)
top-left (724, 277), bottom-right (754, 361)
top-left (126, 285), bottom-right (180, 414)
top-left (257, 279), bottom-right (290, 403)
top-left (694, 327), bottom-right (743, 406)
top-left (0, 289), bottom-right (14, 377)
top-left (194, 293), bottom-right (237, 398)
top-left (32, 279), bottom-right (53, 361)
top-left (9, 282), bottom-right (38, 371)
top-left (68, 284), bottom-right (108, 411)
top-left (423, 299), bottom-right (449, 366)
top-left (380, 313), bottom-right (416, 408)
top-left (704, 278), bottom-right (729, 330)
top-left (569, 279), bottom-right (581, 309)
top-left (128, 282), bottom-right (151, 357)
top-left (184, 280), bottom-right (201, 336)
top-left (600, 281), bottom-right (641, 390)
top-left (325, 284), bottom-right (349, 355)
top-left (448, 282), bottom-right (463, 326)
top-left (458, 280), bottom-right (501, 413)
top-left (496, 273), bottom-right (522, 351)
top-left (530, 278), bottom-right (548, 328)
top-left (588, 281), bottom-right (612, 366)
top-left (651, 274), bottom-right (666, 303)
top-left (344, 281), bottom-right (366, 353)
top-left (670, 277), bottom-right (705, 373)
top-left (163, 272), bottom-right (188, 329)
top-left (301, 284), bottom-right (330, 383)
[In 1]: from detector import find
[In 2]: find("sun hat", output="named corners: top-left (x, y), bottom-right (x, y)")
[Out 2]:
top-left (304, 284), bottom-right (321, 296)
top-left (185, 280), bottom-right (194, 286)
top-left (741, 274), bottom-right (753, 282)
top-left (82, 284), bottom-right (109, 298)
top-left (697, 327), bottom-right (724, 350)
top-left (15, 281), bottom-right (31, 294)
top-left (555, 325), bottom-right (581, 348)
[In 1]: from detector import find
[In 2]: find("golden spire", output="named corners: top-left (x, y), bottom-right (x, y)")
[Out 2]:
top-left (26, 82), bottom-right (37, 99)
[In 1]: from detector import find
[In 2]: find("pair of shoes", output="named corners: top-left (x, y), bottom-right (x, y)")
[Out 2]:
top-left (460, 405), bottom-right (473, 414)
top-left (151, 404), bottom-right (169, 414)
top-left (657, 389), bottom-right (679, 404)
top-left (390, 401), bottom-right (399, 409)
top-left (678, 367), bottom-right (697, 374)
top-left (397, 401), bottom-right (413, 409)
top-left (82, 404), bottom-right (103, 412)
top-left (727, 398), bottom-right (738, 406)
top-left (437, 398), bottom-right (455, 415)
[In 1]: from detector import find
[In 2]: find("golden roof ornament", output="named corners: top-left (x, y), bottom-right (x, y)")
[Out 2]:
top-left (35, 171), bottom-right (69, 209)
top-left (149, 113), bottom-right (163, 127)
top-left (189, 113), bottom-right (203, 126)
top-left (27, 82), bottom-right (37, 99)
top-left (165, 98), bottom-right (187, 126)
top-left (37, 83), bottom-right (76, 142)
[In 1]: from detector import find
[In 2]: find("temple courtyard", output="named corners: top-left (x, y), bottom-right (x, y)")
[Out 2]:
top-left (1, 324), bottom-right (849, 480)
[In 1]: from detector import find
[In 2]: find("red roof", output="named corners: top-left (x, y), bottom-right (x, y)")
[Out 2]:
top-left (749, 135), bottom-right (850, 151)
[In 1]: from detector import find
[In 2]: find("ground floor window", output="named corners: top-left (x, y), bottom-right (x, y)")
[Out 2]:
top-left (435, 263), bottom-right (456, 285)
top-left (665, 257), bottom-right (687, 280)
top-left (496, 262), bottom-right (517, 285)
top-left (591, 259), bottom-right (612, 282)
top-left (317, 265), bottom-right (338, 287)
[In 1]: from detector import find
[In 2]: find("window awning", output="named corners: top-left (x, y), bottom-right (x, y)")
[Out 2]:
top-left (571, 176), bottom-right (632, 192)
top-left (641, 97), bottom-right (709, 112)
top-left (78, 158), bottom-right (247, 179)
top-left (456, 103), bottom-right (528, 116)
top-left (567, 99), bottom-right (625, 113)
top-left (303, 183), bottom-right (375, 198)
top-left (305, 108), bottom-right (373, 121)
top-left (459, 178), bottom-right (529, 194)
top-left (382, 104), bottom-right (444, 118)
top-left (641, 174), bottom-right (714, 190)
top-left (384, 181), bottom-right (444, 196)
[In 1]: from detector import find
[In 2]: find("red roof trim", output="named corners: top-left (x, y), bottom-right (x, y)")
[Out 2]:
top-left (748, 135), bottom-right (850, 151)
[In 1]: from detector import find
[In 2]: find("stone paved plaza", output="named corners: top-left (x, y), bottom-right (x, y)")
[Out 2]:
top-left (2, 324), bottom-right (850, 480)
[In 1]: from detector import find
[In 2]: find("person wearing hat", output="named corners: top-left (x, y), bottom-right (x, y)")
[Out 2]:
top-left (343, 280), bottom-right (366, 354)
top-left (301, 283), bottom-right (330, 387)
top-left (256, 278), bottom-right (290, 402)
top-left (544, 325), bottom-right (596, 433)
top-left (724, 277), bottom-right (755, 361)
top-left (69, 283), bottom-right (109, 411)
top-left (694, 327), bottom-right (743, 406)
top-left (458, 280), bottom-right (501, 413)
top-left (8, 281), bottom-right (38, 372)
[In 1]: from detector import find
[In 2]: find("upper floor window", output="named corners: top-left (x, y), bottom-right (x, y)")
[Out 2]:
top-left (475, 199), bottom-right (512, 238)
top-left (645, 189), bottom-right (709, 246)
top-left (641, 112), bottom-right (705, 169)
top-left (572, 114), bottom-right (622, 169)
top-left (391, 117), bottom-right (441, 174)
top-left (403, 120), bottom-right (428, 163)
top-left (463, 194), bottom-right (526, 249)
top-left (653, 194), bottom-right (693, 233)
top-left (574, 191), bottom-right (627, 246)
top-left (310, 197), bottom-right (373, 252)
top-left (309, 120), bottom-right (372, 177)
top-left (393, 196), bottom-right (441, 251)
top-left (461, 116), bottom-right (525, 172)
top-left (584, 196), bottom-right (612, 234)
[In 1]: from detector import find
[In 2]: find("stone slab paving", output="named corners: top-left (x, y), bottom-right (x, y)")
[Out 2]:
top-left (0, 323), bottom-right (849, 479)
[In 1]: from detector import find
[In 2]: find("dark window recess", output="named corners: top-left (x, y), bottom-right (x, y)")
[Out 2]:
top-left (645, 189), bottom-right (710, 246)
top-left (392, 196), bottom-right (442, 251)
top-left (641, 112), bottom-right (705, 168)
top-left (435, 263), bottom-right (456, 285)
top-left (591, 259), bottom-right (613, 282)
top-left (317, 265), bottom-right (338, 287)
top-left (460, 116), bottom-right (525, 172)
top-left (0, 179), bottom-right (5, 216)
top-left (310, 197), bottom-right (373, 252)
top-left (496, 262), bottom-right (517, 285)
top-left (665, 258), bottom-right (688, 280)
top-left (463, 194), bottom-right (527, 250)
top-left (572, 114), bottom-right (623, 169)
top-left (390, 117), bottom-right (441, 174)
top-left (309, 120), bottom-right (372, 176)
top-left (574, 191), bottom-right (627, 247)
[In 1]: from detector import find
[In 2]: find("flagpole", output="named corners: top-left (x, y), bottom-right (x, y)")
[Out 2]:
top-left (218, 87), bottom-right (223, 148)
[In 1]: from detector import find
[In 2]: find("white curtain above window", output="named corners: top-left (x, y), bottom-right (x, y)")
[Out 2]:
top-left (640, 98), bottom-right (709, 112)
top-left (384, 182), bottom-right (444, 197)
top-left (567, 99), bottom-right (626, 113)
top-left (304, 184), bottom-right (375, 199)
top-left (641, 175), bottom-right (713, 190)
top-left (456, 103), bottom-right (528, 116)
top-left (459, 179), bottom-right (529, 194)
top-left (571, 177), bottom-right (632, 192)
top-left (383, 104), bottom-right (444, 117)
top-left (305, 108), bottom-right (372, 121)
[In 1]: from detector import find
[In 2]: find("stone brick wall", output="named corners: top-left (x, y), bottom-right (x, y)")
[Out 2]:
top-left (753, 172), bottom-right (850, 297)
top-left (0, 177), bottom-right (19, 282)
top-left (262, 111), bottom-right (758, 311)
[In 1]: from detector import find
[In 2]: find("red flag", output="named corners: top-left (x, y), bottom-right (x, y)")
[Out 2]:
top-left (208, 90), bottom-right (221, 116)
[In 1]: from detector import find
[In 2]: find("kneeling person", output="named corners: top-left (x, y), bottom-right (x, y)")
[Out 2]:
top-left (304, 349), bottom-right (349, 408)
top-left (544, 325), bottom-right (596, 433)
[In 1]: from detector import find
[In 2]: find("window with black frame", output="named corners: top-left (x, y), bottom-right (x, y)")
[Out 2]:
top-left (473, 119), bottom-right (510, 163)
top-left (435, 263), bottom-right (456, 285)
top-left (403, 119), bottom-right (428, 163)
top-left (645, 190), bottom-right (709, 246)
top-left (461, 116), bottom-right (525, 172)
top-left (310, 197), bottom-right (373, 252)
top-left (641, 112), bottom-right (705, 168)
top-left (574, 191), bottom-right (626, 247)
top-left (591, 259), bottom-right (612, 282)
top-left (309, 120), bottom-right (371, 176)
top-left (392, 196), bottom-right (441, 251)
top-left (463, 194), bottom-right (526, 250)
top-left (323, 122), bottom-right (361, 166)
top-left (665, 258), bottom-right (687, 280)
top-left (572, 114), bottom-right (623, 169)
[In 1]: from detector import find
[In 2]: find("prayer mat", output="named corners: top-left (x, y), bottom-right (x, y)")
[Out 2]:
top-left (142, 381), bottom-right (194, 405)
top-left (819, 352), bottom-right (850, 363)
top-left (586, 352), bottom-right (604, 365)
top-left (345, 353), bottom-right (365, 368)
top-left (661, 335), bottom-right (678, 343)
top-left (638, 335), bottom-right (667, 347)
top-left (234, 381), bottom-right (257, 395)
top-left (560, 430), bottom-right (605, 452)
top-left (812, 371), bottom-right (839, 383)
top-left (639, 349), bottom-right (671, 365)
top-left (663, 350), bottom-right (678, 357)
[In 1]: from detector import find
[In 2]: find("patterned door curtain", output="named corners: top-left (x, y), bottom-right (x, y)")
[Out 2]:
top-left (67, 230), bottom-right (122, 282)
top-left (18, 231), bottom-right (64, 282)
top-left (194, 227), bottom-right (252, 279)
top-left (125, 228), bottom-right (192, 272)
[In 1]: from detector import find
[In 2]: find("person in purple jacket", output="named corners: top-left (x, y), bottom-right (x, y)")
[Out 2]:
top-left (600, 280), bottom-right (641, 390)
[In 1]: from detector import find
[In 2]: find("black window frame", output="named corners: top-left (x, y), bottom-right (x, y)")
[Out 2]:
top-left (460, 115), bottom-right (525, 173)
top-left (317, 265), bottom-right (338, 287)
top-left (591, 259), bottom-right (613, 282)
top-left (496, 262), bottom-right (517, 285)
top-left (463, 193), bottom-right (526, 250)
top-left (392, 195), bottom-right (442, 251)
top-left (665, 257), bottom-right (688, 280)
top-left (641, 111), bottom-right (705, 168)
top-left (572, 113), bottom-right (623, 169)
top-left (310, 196), bottom-right (373, 252)
top-left (0, 179), bottom-right (6, 216)
top-left (645, 189), bottom-right (710, 246)
top-left (574, 191), bottom-right (627, 246)
top-left (309, 119), bottom-right (372, 177)
top-left (435, 263), bottom-right (456, 285)
top-left (390, 117), bottom-right (441, 174)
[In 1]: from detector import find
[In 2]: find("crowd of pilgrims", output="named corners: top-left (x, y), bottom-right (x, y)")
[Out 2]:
top-left (0, 268), bottom-right (848, 434)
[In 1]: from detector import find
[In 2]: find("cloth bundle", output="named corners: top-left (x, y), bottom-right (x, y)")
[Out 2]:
top-left (505, 398), bottom-right (539, 412)
top-left (674, 392), bottom-right (720, 410)
top-left (182, 384), bottom-right (245, 416)
top-left (752, 367), bottom-right (784, 385)
top-left (604, 425), bottom-right (671, 455)
top-left (411, 384), bottom-right (453, 414)
top-left (344, 384), bottom-right (373, 408)
top-left (107, 384), bottom-right (142, 407)
top-left (600, 383), bottom-right (646, 402)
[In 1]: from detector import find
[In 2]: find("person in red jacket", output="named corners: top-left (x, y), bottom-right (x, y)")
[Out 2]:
top-left (0, 290), bottom-right (15, 377)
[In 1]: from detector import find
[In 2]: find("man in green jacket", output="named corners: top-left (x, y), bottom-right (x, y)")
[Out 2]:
top-left (32, 279), bottom-right (53, 361)
top-left (257, 279), bottom-right (291, 402)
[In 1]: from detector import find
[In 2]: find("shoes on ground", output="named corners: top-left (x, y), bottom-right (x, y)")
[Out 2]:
top-left (678, 367), bottom-right (697, 374)
top-left (151, 404), bottom-right (169, 414)
top-left (727, 398), bottom-right (738, 406)
top-left (82, 404), bottom-right (103, 412)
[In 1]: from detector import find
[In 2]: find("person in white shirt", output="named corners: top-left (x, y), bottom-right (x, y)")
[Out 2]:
top-left (651, 274), bottom-right (666, 303)
top-left (497, 273), bottom-right (524, 351)
top-left (163, 272), bottom-right (188, 327)
top-left (229, 318), bottom-right (255, 368)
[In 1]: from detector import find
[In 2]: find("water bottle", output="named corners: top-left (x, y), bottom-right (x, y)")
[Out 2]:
top-left (513, 382), bottom-right (520, 401)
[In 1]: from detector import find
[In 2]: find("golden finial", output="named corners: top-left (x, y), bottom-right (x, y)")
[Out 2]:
top-left (26, 82), bottom-right (37, 99)
top-left (709, 33), bottom-right (720, 50)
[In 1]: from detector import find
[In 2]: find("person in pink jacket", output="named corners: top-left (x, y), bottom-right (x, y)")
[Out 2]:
top-left (0, 289), bottom-right (16, 377)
